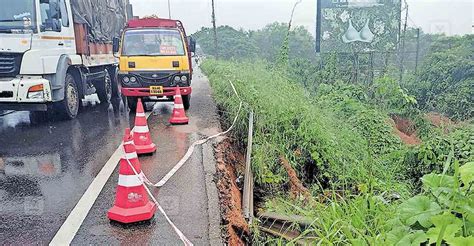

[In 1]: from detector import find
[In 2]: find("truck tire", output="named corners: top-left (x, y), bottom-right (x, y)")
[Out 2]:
top-left (110, 67), bottom-right (121, 99)
top-left (55, 73), bottom-right (80, 119)
top-left (96, 70), bottom-right (112, 104)
top-left (127, 97), bottom-right (138, 112)
top-left (29, 111), bottom-right (47, 125)
top-left (182, 94), bottom-right (191, 110)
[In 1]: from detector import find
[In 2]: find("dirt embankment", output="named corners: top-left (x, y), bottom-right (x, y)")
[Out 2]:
top-left (426, 112), bottom-right (454, 129)
top-left (215, 139), bottom-right (249, 245)
top-left (280, 156), bottom-right (311, 201)
top-left (391, 115), bottom-right (421, 145)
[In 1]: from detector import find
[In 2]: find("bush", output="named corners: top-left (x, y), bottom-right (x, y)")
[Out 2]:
top-left (202, 59), bottom-right (406, 193)
top-left (402, 125), bottom-right (474, 188)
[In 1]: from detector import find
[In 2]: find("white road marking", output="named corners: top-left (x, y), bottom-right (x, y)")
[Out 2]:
top-left (49, 111), bottom-right (152, 246)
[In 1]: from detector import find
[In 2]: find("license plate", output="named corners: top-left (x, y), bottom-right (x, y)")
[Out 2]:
top-left (149, 86), bottom-right (163, 95)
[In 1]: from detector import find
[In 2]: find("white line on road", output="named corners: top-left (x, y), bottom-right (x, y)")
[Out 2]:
top-left (49, 111), bottom-right (152, 246)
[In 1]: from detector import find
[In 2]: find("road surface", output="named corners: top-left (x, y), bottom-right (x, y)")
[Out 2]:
top-left (0, 67), bottom-right (222, 245)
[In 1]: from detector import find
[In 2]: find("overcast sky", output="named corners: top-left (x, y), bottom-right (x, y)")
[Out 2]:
top-left (130, 0), bottom-right (473, 36)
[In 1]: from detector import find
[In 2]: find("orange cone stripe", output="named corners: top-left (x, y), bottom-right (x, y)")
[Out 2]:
top-left (136, 112), bottom-right (146, 117)
top-left (174, 104), bottom-right (184, 109)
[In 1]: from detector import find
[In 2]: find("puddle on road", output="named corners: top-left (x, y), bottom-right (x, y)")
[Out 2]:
top-left (0, 95), bottom-right (132, 244)
top-left (149, 101), bottom-right (221, 137)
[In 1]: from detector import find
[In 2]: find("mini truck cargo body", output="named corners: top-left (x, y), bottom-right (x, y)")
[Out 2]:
top-left (114, 18), bottom-right (196, 111)
top-left (0, 0), bottom-right (132, 119)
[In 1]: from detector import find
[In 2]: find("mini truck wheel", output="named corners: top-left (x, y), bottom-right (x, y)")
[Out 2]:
top-left (127, 97), bottom-right (138, 112)
top-left (182, 94), bottom-right (191, 110)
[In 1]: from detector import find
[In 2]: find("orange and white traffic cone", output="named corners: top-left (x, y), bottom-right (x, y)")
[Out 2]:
top-left (108, 128), bottom-right (156, 224)
top-left (169, 87), bottom-right (189, 125)
top-left (133, 98), bottom-right (156, 155)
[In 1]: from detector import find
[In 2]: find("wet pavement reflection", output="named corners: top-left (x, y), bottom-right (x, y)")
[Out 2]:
top-left (0, 96), bottom-right (132, 244)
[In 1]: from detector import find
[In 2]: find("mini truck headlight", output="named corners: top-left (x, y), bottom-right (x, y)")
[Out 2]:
top-left (181, 75), bottom-right (187, 82)
top-left (130, 76), bottom-right (137, 83)
top-left (174, 76), bottom-right (181, 82)
top-left (123, 76), bottom-right (130, 83)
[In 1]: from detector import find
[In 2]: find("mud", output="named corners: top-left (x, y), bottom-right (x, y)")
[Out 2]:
top-left (426, 112), bottom-right (453, 129)
top-left (215, 139), bottom-right (249, 245)
top-left (280, 156), bottom-right (311, 201)
top-left (390, 115), bottom-right (421, 145)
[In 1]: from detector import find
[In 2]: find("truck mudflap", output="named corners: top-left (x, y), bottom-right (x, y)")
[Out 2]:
top-left (121, 87), bottom-right (192, 97)
top-left (0, 77), bottom-right (52, 103)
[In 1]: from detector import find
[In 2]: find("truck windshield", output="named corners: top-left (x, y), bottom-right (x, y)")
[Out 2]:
top-left (122, 29), bottom-right (186, 56)
top-left (0, 0), bottom-right (36, 33)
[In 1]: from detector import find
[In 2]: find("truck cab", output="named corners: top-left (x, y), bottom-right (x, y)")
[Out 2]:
top-left (0, 0), bottom-right (131, 119)
top-left (114, 18), bottom-right (196, 111)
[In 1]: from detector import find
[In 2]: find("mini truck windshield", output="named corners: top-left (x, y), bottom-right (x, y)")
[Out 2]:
top-left (122, 29), bottom-right (186, 56)
top-left (0, 0), bottom-right (36, 32)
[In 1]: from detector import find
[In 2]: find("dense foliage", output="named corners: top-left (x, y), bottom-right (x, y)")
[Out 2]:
top-left (196, 22), bottom-right (473, 245)
top-left (405, 35), bottom-right (474, 120)
top-left (201, 58), bottom-right (473, 245)
top-left (192, 23), bottom-right (316, 62)
top-left (193, 25), bottom-right (473, 121)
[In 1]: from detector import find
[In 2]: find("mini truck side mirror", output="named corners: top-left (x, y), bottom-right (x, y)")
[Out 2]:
top-left (188, 36), bottom-right (196, 53)
top-left (113, 37), bottom-right (120, 54)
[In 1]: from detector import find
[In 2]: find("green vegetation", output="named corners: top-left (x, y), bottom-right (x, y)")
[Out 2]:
top-left (192, 23), bottom-right (316, 62)
top-left (405, 35), bottom-right (474, 121)
top-left (203, 60), bottom-right (405, 192)
top-left (197, 24), bottom-right (473, 245)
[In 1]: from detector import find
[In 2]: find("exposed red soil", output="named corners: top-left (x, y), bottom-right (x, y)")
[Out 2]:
top-left (426, 112), bottom-right (453, 128)
top-left (215, 139), bottom-right (249, 246)
top-left (390, 115), bottom-right (421, 145)
top-left (280, 156), bottom-right (311, 202)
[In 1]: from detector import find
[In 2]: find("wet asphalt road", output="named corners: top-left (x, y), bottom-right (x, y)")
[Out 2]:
top-left (0, 67), bottom-right (222, 245)
top-left (0, 96), bottom-right (131, 244)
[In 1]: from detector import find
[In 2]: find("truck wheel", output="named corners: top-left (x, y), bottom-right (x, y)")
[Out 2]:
top-left (29, 111), bottom-right (47, 124)
top-left (110, 67), bottom-right (121, 99)
top-left (96, 70), bottom-right (112, 104)
top-left (182, 94), bottom-right (191, 110)
top-left (127, 97), bottom-right (138, 112)
top-left (56, 73), bottom-right (80, 119)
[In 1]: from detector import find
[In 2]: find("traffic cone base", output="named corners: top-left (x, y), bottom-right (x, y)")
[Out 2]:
top-left (169, 88), bottom-right (189, 125)
top-left (133, 99), bottom-right (156, 155)
top-left (108, 201), bottom-right (156, 224)
top-left (108, 128), bottom-right (156, 224)
top-left (135, 142), bottom-right (157, 155)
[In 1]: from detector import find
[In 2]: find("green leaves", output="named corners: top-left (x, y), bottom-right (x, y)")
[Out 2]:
top-left (397, 231), bottom-right (428, 246)
top-left (446, 236), bottom-right (474, 246)
top-left (399, 195), bottom-right (442, 228)
top-left (426, 213), bottom-right (463, 244)
top-left (460, 162), bottom-right (474, 186)
top-left (422, 173), bottom-right (455, 190)
top-left (391, 161), bottom-right (474, 246)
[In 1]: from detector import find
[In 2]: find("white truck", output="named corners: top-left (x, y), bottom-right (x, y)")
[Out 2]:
top-left (0, 0), bottom-right (132, 119)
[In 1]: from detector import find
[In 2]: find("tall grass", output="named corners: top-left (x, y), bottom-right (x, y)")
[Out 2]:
top-left (202, 59), bottom-right (474, 244)
top-left (202, 59), bottom-right (407, 193)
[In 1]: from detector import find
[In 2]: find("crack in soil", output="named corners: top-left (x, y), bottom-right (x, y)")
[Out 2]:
top-left (215, 139), bottom-right (250, 245)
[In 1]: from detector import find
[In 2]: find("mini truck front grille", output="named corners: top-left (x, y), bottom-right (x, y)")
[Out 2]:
top-left (132, 72), bottom-right (178, 87)
top-left (0, 53), bottom-right (23, 78)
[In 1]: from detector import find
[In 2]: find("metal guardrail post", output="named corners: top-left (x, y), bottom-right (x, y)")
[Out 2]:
top-left (243, 111), bottom-right (254, 224)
